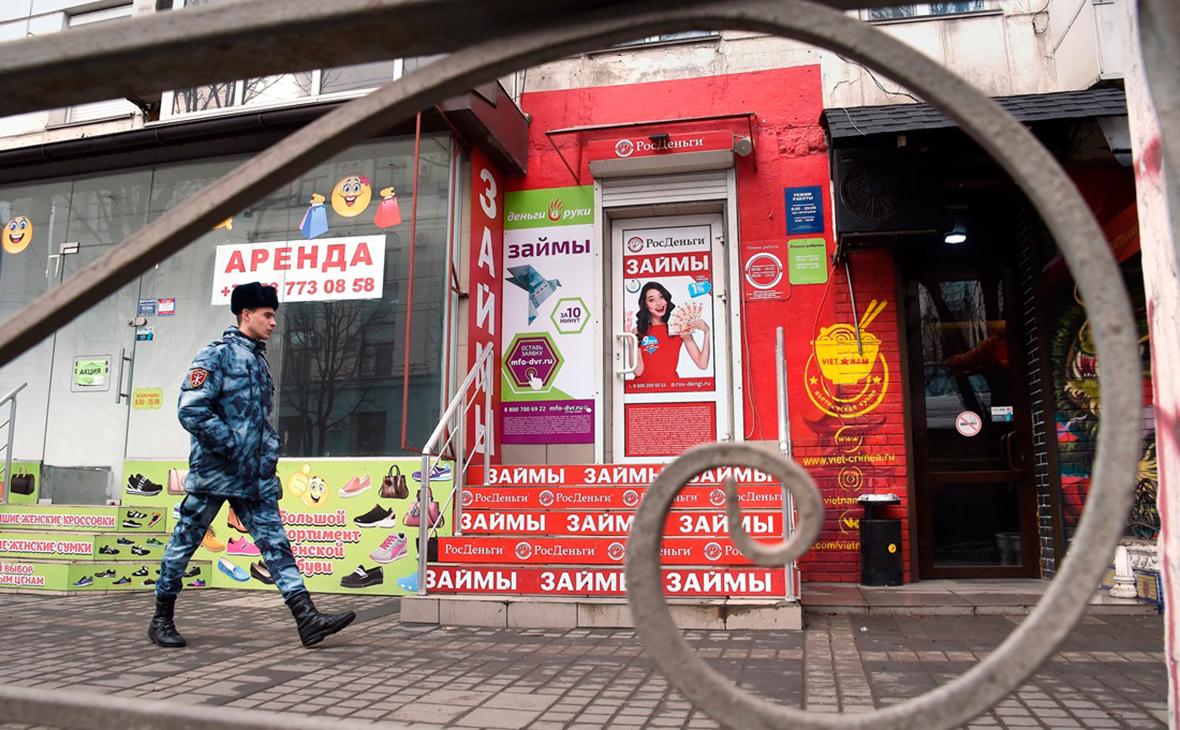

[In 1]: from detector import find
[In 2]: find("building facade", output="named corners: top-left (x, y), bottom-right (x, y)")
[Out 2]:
top-left (0, 0), bottom-right (1158, 599)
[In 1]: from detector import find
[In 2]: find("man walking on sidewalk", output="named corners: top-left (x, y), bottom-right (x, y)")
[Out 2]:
top-left (148, 282), bottom-right (354, 649)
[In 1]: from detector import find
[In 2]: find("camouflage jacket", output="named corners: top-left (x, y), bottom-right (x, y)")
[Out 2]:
top-left (178, 326), bottom-right (282, 501)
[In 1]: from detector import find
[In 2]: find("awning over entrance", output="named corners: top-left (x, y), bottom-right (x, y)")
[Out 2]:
top-left (821, 87), bottom-right (1127, 140)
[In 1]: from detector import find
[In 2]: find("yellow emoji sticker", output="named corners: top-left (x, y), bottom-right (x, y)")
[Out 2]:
top-left (331, 175), bottom-right (372, 218)
top-left (3, 215), bottom-right (32, 254)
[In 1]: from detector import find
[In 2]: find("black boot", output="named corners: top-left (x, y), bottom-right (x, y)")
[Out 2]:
top-left (148, 594), bottom-right (186, 648)
top-left (285, 591), bottom-right (356, 648)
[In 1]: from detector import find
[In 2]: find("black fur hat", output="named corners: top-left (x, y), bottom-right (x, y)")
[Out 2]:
top-left (230, 282), bottom-right (280, 315)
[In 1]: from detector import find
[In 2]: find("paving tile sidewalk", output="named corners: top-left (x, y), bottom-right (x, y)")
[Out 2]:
top-left (0, 591), bottom-right (1166, 729)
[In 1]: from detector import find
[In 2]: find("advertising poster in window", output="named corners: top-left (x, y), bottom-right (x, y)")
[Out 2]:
top-left (501, 186), bottom-right (596, 444)
top-left (622, 226), bottom-right (716, 394)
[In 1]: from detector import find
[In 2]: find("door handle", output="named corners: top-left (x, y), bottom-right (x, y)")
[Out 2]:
top-left (615, 333), bottom-right (638, 375)
top-left (1002, 431), bottom-right (1020, 471)
top-left (115, 348), bottom-right (133, 405)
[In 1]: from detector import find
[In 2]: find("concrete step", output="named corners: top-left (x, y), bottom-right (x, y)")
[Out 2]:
top-left (402, 594), bottom-right (802, 630)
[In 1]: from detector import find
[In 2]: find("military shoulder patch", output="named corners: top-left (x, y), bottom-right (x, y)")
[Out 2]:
top-left (188, 368), bottom-right (209, 388)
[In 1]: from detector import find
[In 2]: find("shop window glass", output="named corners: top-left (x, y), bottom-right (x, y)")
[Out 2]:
top-left (0, 135), bottom-right (454, 464)
top-left (865, 1), bottom-right (992, 20)
top-left (57, 5), bottom-right (138, 125)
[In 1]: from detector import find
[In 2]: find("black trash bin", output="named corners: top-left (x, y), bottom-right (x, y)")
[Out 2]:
top-left (858, 493), bottom-right (902, 586)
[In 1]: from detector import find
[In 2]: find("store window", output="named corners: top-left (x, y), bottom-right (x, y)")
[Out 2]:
top-left (0, 135), bottom-right (454, 465)
top-left (52, 4), bottom-right (139, 125)
top-left (616, 30), bottom-right (718, 47)
top-left (864, 1), bottom-right (995, 20)
top-left (162, 0), bottom-right (402, 119)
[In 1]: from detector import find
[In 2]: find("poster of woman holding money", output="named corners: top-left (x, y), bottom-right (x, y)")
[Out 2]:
top-left (627, 280), bottom-right (712, 391)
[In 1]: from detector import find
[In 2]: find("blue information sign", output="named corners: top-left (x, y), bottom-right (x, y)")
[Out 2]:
top-left (785, 186), bottom-right (824, 235)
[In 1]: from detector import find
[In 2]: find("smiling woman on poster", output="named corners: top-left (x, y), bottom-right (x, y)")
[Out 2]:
top-left (630, 281), bottom-right (710, 385)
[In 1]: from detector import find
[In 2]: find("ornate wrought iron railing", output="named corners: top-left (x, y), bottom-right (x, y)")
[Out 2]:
top-left (0, 1), bottom-right (1172, 729)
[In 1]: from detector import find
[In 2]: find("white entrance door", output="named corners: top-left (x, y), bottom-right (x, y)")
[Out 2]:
top-left (611, 214), bottom-right (730, 461)
top-left (40, 244), bottom-right (143, 503)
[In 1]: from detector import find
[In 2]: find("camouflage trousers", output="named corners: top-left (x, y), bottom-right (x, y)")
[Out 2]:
top-left (156, 493), bottom-right (305, 600)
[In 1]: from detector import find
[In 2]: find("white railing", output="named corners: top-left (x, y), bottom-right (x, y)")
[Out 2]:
top-left (416, 344), bottom-right (493, 595)
top-left (775, 328), bottom-right (800, 602)
top-left (0, 382), bottom-right (27, 505)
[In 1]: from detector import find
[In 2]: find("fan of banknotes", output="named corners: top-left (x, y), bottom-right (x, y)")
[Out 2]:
top-left (669, 300), bottom-right (703, 334)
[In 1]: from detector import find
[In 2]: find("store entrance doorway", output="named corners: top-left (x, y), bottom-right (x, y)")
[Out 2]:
top-left (610, 214), bottom-right (731, 462)
top-left (903, 248), bottom-right (1038, 578)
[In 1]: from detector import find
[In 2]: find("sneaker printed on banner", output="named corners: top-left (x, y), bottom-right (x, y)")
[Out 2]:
top-left (131, 545), bottom-right (149, 556)
top-left (126, 474), bottom-right (162, 497)
top-left (226, 537), bottom-right (261, 556)
top-left (396, 571), bottom-right (419, 592)
top-left (98, 545), bottom-right (119, 555)
top-left (73, 576), bottom-right (93, 587)
top-left (353, 504), bottom-right (396, 528)
top-left (370, 533), bottom-right (407, 564)
top-left (411, 463), bottom-right (452, 482)
top-left (188, 579), bottom-right (206, 588)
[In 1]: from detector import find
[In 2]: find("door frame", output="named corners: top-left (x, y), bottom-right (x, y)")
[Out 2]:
top-left (902, 259), bottom-right (1040, 579)
top-left (593, 170), bottom-right (744, 462)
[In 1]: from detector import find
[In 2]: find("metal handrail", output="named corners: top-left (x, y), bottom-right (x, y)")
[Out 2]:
top-left (0, 382), bottom-right (28, 505)
top-left (417, 345), bottom-right (494, 595)
top-left (775, 329), bottom-right (799, 602)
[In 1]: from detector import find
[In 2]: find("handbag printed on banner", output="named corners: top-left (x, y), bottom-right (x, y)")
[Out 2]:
top-left (380, 465), bottom-right (409, 500)
top-left (167, 468), bottom-right (189, 496)
top-left (9, 467), bottom-right (34, 496)
top-left (299, 194), bottom-right (329, 239)
top-left (404, 487), bottom-right (445, 528)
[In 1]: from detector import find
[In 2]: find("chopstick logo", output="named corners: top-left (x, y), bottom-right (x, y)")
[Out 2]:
top-left (805, 299), bottom-right (890, 418)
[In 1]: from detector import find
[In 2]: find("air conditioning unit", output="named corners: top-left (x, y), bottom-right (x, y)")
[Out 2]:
top-left (833, 148), bottom-right (946, 235)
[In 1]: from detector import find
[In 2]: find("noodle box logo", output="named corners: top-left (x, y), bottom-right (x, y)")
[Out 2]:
top-left (607, 541), bottom-right (626, 561)
top-left (805, 299), bottom-right (890, 418)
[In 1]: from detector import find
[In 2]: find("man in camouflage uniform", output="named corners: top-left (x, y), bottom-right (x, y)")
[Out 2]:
top-left (148, 282), bottom-right (355, 649)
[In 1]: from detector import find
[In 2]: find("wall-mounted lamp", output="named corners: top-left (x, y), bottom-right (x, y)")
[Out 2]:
top-left (733, 136), bottom-right (754, 157)
top-left (943, 219), bottom-right (967, 245)
top-left (648, 133), bottom-right (670, 144)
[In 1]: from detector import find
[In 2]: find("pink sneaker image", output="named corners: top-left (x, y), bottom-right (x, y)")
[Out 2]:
top-left (370, 533), bottom-right (408, 564)
top-left (339, 474), bottom-right (372, 499)
top-left (226, 537), bottom-right (261, 556)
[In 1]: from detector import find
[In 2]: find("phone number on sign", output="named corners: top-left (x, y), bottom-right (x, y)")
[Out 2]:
top-left (254, 278), bottom-right (377, 296)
